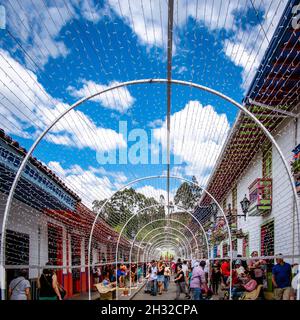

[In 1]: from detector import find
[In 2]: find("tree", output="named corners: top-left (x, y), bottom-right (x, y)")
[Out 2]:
top-left (191, 176), bottom-right (202, 204)
top-left (174, 176), bottom-right (202, 211)
top-left (92, 187), bottom-right (164, 237)
top-left (174, 182), bottom-right (194, 210)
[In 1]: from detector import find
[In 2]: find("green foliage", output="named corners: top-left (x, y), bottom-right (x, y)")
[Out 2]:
top-left (292, 158), bottom-right (300, 174)
top-left (174, 176), bottom-right (202, 210)
top-left (92, 187), bottom-right (165, 239)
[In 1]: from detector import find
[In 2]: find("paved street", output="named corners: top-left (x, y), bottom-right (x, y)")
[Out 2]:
top-left (132, 276), bottom-right (191, 300)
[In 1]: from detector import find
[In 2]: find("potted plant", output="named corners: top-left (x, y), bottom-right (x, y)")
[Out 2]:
top-left (235, 229), bottom-right (245, 239)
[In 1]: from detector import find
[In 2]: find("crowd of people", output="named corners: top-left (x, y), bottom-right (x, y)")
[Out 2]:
top-left (143, 258), bottom-right (210, 300)
top-left (6, 252), bottom-right (299, 300)
top-left (141, 251), bottom-right (298, 300)
top-left (211, 252), bottom-right (298, 300)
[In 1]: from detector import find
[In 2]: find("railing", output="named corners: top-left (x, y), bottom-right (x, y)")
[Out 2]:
top-left (248, 178), bottom-right (272, 216)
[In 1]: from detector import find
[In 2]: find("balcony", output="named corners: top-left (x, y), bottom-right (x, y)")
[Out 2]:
top-left (248, 178), bottom-right (272, 216)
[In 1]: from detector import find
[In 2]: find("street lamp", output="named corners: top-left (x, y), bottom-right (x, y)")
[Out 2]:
top-left (228, 197), bottom-right (250, 222)
top-left (240, 194), bottom-right (251, 221)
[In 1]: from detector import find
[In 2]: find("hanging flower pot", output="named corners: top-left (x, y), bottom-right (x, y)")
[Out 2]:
top-left (235, 229), bottom-right (245, 239)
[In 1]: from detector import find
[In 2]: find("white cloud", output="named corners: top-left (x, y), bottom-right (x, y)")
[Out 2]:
top-left (0, 49), bottom-right (127, 152)
top-left (136, 185), bottom-right (173, 203)
top-left (107, 0), bottom-right (245, 49)
top-left (108, 0), bottom-right (287, 89)
top-left (67, 80), bottom-right (135, 112)
top-left (5, 0), bottom-right (107, 68)
top-left (108, 0), bottom-right (167, 49)
top-left (5, 0), bottom-right (74, 68)
top-left (79, 0), bottom-right (110, 23)
top-left (153, 101), bottom-right (230, 185)
top-left (148, 118), bottom-right (164, 128)
top-left (48, 161), bottom-right (128, 206)
top-left (223, 0), bottom-right (288, 91)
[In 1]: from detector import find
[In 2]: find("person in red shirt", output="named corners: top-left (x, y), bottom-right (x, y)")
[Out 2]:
top-left (220, 259), bottom-right (231, 285)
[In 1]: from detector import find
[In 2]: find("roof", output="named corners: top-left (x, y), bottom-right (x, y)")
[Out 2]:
top-left (201, 0), bottom-right (300, 205)
top-left (0, 128), bottom-right (81, 202)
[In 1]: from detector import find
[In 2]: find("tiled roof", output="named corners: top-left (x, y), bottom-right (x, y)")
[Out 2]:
top-left (0, 128), bottom-right (81, 202)
top-left (201, 0), bottom-right (300, 205)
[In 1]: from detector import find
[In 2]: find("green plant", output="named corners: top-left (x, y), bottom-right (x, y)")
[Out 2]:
top-left (292, 158), bottom-right (300, 174)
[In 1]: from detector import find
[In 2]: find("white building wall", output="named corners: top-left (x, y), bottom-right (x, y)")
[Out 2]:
top-left (0, 193), bottom-right (69, 278)
top-left (233, 116), bottom-right (300, 263)
top-left (215, 114), bottom-right (300, 263)
top-left (236, 152), bottom-right (262, 256)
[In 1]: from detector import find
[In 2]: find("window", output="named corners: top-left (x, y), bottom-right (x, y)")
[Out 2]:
top-left (48, 223), bottom-right (63, 266)
top-left (262, 143), bottom-right (272, 178)
top-left (5, 230), bottom-right (30, 293)
top-left (5, 229), bottom-right (29, 265)
top-left (260, 220), bottom-right (274, 256)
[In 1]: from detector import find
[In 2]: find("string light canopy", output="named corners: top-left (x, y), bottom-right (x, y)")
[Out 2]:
top-left (0, 0), bottom-right (299, 301)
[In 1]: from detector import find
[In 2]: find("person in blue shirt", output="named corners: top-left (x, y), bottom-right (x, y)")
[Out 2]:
top-left (272, 254), bottom-right (292, 300)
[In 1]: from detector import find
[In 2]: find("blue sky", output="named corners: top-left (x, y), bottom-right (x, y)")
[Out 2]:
top-left (0, 0), bottom-right (288, 205)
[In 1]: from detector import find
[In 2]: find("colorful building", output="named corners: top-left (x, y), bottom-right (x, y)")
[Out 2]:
top-left (0, 128), bottom-right (134, 299)
top-left (200, 1), bottom-right (300, 262)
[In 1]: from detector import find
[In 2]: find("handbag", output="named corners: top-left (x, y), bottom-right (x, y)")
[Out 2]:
top-left (58, 283), bottom-right (66, 300)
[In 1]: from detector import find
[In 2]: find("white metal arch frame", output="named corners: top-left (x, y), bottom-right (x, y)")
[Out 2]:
top-left (1, 79), bottom-right (298, 301)
top-left (143, 231), bottom-right (191, 261)
top-left (111, 177), bottom-right (229, 301)
top-left (138, 225), bottom-right (198, 255)
top-left (144, 231), bottom-right (191, 259)
top-left (129, 218), bottom-right (201, 294)
top-left (132, 218), bottom-right (200, 269)
top-left (128, 226), bottom-right (194, 296)
top-left (116, 202), bottom-right (209, 265)
top-left (146, 238), bottom-right (188, 261)
top-left (115, 202), bottom-right (209, 295)
top-left (140, 226), bottom-right (196, 266)
top-left (147, 240), bottom-right (188, 262)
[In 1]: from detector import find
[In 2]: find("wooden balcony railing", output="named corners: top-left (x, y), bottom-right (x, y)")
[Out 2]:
top-left (248, 178), bottom-right (272, 216)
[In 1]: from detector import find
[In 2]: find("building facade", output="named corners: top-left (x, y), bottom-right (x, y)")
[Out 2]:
top-left (200, 1), bottom-right (300, 263)
top-left (0, 129), bottom-right (134, 299)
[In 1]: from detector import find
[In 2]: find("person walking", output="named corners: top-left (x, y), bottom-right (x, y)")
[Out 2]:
top-left (38, 263), bottom-right (62, 300)
top-left (8, 269), bottom-right (31, 300)
top-left (211, 260), bottom-right (221, 295)
top-left (157, 261), bottom-right (165, 295)
top-left (272, 254), bottom-right (292, 300)
top-left (182, 260), bottom-right (189, 286)
top-left (220, 259), bottom-right (231, 286)
top-left (164, 264), bottom-right (171, 292)
top-left (149, 260), bottom-right (158, 296)
top-left (171, 261), bottom-right (176, 275)
top-left (190, 261), bottom-right (204, 300)
top-left (174, 264), bottom-right (185, 300)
